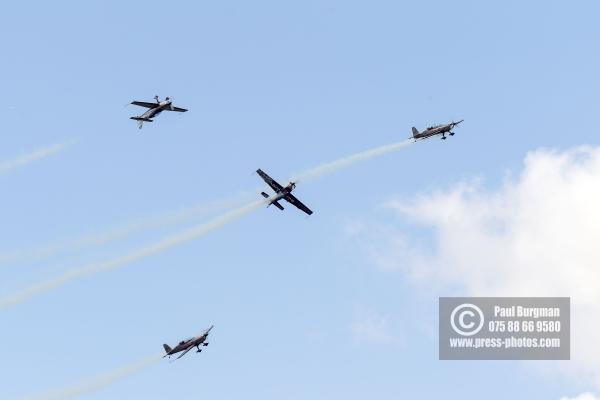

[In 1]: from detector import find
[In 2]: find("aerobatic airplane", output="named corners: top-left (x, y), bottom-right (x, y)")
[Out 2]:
top-left (130, 95), bottom-right (188, 129)
top-left (163, 325), bottom-right (213, 361)
top-left (412, 119), bottom-right (463, 140)
top-left (257, 169), bottom-right (313, 215)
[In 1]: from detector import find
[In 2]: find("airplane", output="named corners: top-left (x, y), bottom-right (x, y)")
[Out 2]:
top-left (130, 95), bottom-right (188, 129)
top-left (256, 169), bottom-right (313, 215)
top-left (163, 325), bottom-right (213, 361)
top-left (411, 119), bottom-right (463, 140)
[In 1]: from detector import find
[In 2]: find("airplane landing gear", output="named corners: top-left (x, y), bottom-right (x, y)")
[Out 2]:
top-left (196, 346), bottom-right (202, 353)
top-left (203, 342), bottom-right (209, 346)
top-left (441, 135), bottom-right (447, 140)
top-left (449, 132), bottom-right (455, 136)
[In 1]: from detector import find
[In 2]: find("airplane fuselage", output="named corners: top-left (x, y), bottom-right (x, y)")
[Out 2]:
top-left (140, 101), bottom-right (173, 120)
top-left (412, 120), bottom-right (463, 140)
top-left (269, 183), bottom-right (295, 203)
top-left (414, 124), bottom-right (453, 139)
top-left (277, 183), bottom-right (295, 195)
top-left (166, 334), bottom-right (208, 356)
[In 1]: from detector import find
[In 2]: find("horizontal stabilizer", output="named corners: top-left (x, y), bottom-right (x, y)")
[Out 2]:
top-left (168, 106), bottom-right (188, 112)
top-left (272, 200), bottom-right (284, 211)
top-left (130, 117), bottom-right (153, 122)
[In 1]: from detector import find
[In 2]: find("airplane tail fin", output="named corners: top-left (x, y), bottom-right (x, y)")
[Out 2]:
top-left (411, 127), bottom-right (419, 137)
top-left (163, 344), bottom-right (172, 354)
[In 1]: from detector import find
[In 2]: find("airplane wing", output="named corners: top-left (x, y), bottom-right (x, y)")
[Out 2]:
top-left (256, 169), bottom-right (283, 192)
top-left (174, 346), bottom-right (194, 361)
top-left (131, 101), bottom-right (158, 109)
top-left (167, 106), bottom-right (188, 112)
top-left (283, 193), bottom-right (313, 215)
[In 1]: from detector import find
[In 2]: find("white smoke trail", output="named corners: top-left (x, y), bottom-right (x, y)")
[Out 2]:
top-left (3, 137), bottom-right (420, 398)
top-left (0, 140), bottom-right (76, 176)
top-left (0, 199), bottom-right (266, 309)
top-left (20, 353), bottom-right (163, 400)
top-left (0, 139), bottom-right (416, 309)
top-left (0, 191), bottom-right (256, 267)
top-left (290, 139), bottom-right (414, 183)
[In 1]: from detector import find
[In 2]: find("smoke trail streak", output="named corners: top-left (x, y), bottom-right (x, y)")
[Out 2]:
top-left (1, 139), bottom-right (415, 309)
top-left (20, 353), bottom-right (163, 400)
top-left (0, 191), bottom-right (256, 267)
top-left (0, 140), bottom-right (76, 176)
top-left (0, 199), bottom-right (266, 309)
top-left (290, 139), bottom-right (414, 183)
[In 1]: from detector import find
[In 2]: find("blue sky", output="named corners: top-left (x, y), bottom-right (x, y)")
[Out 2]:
top-left (1, 1), bottom-right (599, 399)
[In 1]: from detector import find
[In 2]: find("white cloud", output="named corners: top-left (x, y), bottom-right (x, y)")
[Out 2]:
top-left (560, 393), bottom-right (600, 400)
top-left (364, 146), bottom-right (600, 388)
